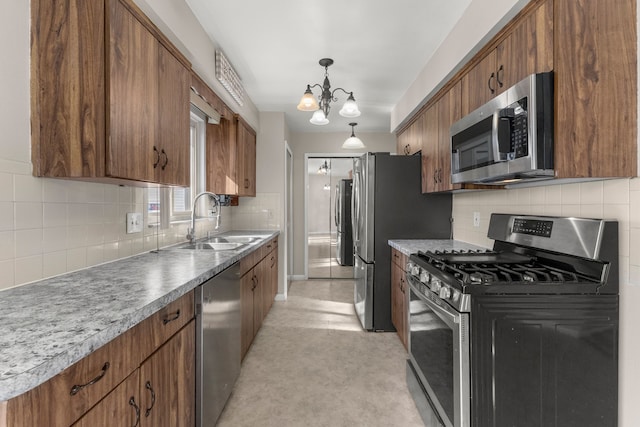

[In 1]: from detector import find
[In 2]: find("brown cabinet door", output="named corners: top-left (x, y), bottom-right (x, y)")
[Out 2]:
top-left (270, 247), bottom-right (278, 304)
top-left (554, 0), bottom-right (637, 178)
top-left (107, 0), bottom-right (158, 182)
top-left (461, 50), bottom-right (496, 116)
top-left (139, 321), bottom-right (195, 427)
top-left (207, 117), bottom-right (238, 195)
top-left (396, 128), bottom-right (410, 155)
top-left (252, 265), bottom-right (264, 337)
top-left (237, 119), bottom-right (257, 197)
top-left (73, 370), bottom-right (141, 427)
top-left (156, 45), bottom-right (190, 186)
top-left (421, 105), bottom-right (439, 193)
top-left (436, 81), bottom-right (462, 192)
top-left (496, 0), bottom-right (553, 93)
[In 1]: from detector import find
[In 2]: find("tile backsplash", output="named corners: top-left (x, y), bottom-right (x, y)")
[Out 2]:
top-left (0, 170), bottom-right (280, 290)
top-left (452, 177), bottom-right (639, 287)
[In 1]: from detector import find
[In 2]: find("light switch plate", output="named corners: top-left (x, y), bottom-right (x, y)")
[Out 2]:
top-left (126, 212), bottom-right (143, 234)
top-left (473, 212), bottom-right (481, 228)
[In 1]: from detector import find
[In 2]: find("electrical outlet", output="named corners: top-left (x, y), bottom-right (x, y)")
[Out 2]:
top-left (473, 212), bottom-right (481, 228)
top-left (126, 212), bottom-right (143, 234)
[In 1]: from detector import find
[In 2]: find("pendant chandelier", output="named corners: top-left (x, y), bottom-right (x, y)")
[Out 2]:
top-left (296, 58), bottom-right (361, 125)
top-left (342, 122), bottom-right (365, 149)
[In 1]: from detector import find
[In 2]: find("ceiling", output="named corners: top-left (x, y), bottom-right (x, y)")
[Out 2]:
top-left (185, 0), bottom-right (472, 134)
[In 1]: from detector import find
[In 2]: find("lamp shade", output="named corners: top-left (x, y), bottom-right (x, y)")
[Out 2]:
top-left (342, 122), bottom-right (365, 149)
top-left (338, 93), bottom-right (361, 118)
top-left (342, 135), bottom-right (365, 149)
top-left (309, 109), bottom-right (329, 125)
top-left (297, 86), bottom-right (319, 111)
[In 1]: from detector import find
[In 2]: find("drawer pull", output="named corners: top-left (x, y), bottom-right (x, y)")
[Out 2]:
top-left (162, 309), bottom-right (181, 325)
top-left (129, 396), bottom-right (141, 427)
top-left (70, 362), bottom-right (110, 395)
top-left (145, 381), bottom-right (156, 417)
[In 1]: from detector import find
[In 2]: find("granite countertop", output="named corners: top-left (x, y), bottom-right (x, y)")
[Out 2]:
top-left (388, 239), bottom-right (488, 256)
top-left (0, 230), bottom-right (278, 402)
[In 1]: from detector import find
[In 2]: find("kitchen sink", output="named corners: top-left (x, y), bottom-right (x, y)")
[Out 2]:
top-left (179, 241), bottom-right (246, 251)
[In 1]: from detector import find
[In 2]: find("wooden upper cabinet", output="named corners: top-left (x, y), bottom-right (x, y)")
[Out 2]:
top-left (156, 45), bottom-right (190, 186)
top-left (236, 116), bottom-right (257, 197)
top-left (422, 81), bottom-right (463, 193)
top-left (108, 0), bottom-right (158, 182)
top-left (554, 0), bottom-right (637, 178)
top-left (462, 0), bottom-right (553, 115)
top-left (31, 0), bottom-right (191, 186)
top-left (396, 117), bottom-right (423, 156)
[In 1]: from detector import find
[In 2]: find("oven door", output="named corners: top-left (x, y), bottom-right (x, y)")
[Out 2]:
top-left (407, 275), bottom-right (470, 427)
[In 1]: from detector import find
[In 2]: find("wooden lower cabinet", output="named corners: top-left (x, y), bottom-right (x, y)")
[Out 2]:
top-left (5, 292), bottom-right (195, 427)
top-left (390, 249), bottom-right (408, 350)
top-left (74, 321), bottom-right (194, 426)
top-left (240, 237), bottom-right (279, 360)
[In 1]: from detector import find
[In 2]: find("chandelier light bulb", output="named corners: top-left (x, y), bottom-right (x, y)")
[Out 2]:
top-left (310, 109), bottom-right (329, 125)
top-left (339, 93), bottom-right (361, 118)
top-left (297, 86), bottom-right (319, 111)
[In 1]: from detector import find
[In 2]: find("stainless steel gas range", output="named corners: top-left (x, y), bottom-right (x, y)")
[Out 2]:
top-left (406, 214), bottom-right (619, 427)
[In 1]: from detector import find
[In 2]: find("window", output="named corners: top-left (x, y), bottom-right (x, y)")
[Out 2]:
top-left (147, 107), bottom-right (207, 224)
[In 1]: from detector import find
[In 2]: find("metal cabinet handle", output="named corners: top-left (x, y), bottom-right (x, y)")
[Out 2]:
top-left (144, 381), bottom-right (156, 417)
top-left (129, 397), bottom-right (141, 427)
top-left (160, 149), bottom-right (168, 170)
top-left (496, 64), bottom-right (504, 88)
top-left (70, 362), bottom-right (110, 395)
top-left (244, 178), bottom-right (250, 189)
top-left (153, 146), bottom-right (160, 168)
top-left (404, 144), bottom-right (411, 155)
top-left (162, 309), bottom-right (181, 325)
top-left (488, 72), bottom-right (495, 94)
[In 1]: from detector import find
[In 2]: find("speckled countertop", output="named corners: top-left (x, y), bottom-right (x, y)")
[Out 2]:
top-left (388, 239), bottom-right (488, 257)
top-left (0, 230), bottom-right (278, 402)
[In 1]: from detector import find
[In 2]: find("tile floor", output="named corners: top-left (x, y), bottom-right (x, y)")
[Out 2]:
top-left (216, 279), bottom-right (424, 427)
top-left (307, 234), bottom-right (354, 279)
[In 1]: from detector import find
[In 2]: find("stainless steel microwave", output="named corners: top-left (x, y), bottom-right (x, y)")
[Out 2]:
top-left (450, 72), bottom-right (554, 185)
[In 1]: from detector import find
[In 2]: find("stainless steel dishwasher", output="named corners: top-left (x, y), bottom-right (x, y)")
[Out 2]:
top-left (195, 261), bottom-right (241, 426)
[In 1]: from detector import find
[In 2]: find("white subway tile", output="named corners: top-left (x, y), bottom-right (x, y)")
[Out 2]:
top-left (86, 244), bottom-right (105, 267)
top-left (66, 181), bottom-right (90, 203)
top-left (629, 228), bottom-right (640, 266)
top-left (630, 177), bottom-right (640, 191)
top-left (43, 251), bottom-right (67, 278)
top-left (67, 225), bottom-right (89, 248)
top-left (103, 242), bottom-right (120, 262)
top-left (630, 190), bottom-right (640, 229)
top-left (14, 255), bottom-right (43, 285)
top-left (530, 187), bottom-right (545, 205)
top-left (0, 173), bottom-right (13, 201)
top-left (545, 185), bottom-right (562, 204)
top-left (43, 226), bottom-right (67, 253)
top-left (66, 247), bottom-right (87, 271)
top-left (603, 179), bottom-right (630, 204)
top-left (14, 202), bottom-right (43, 230)
top-left (561, 183), bottom-right (581, 204)
top-left (43, 203), bottom-right (67, 228)
top-left (118, 186), bottom-right (132, 204)
top-left (0, 202), bottom-right (14, 231)
top-left (561, 204), bottom-right (581, 217)
top-left (42, 178), bottom-right (68, 203)
top-left (0, 260), bottom-right (15, 289)
top-left (104, 185), bottom-right (119, 204)
top-left (0, 231), bottom-right (15, 261)
top-left (14, 174), bottom-right (43, 202)
top-left (67, 203), bottom-right (88, 226)
top-left (86, 203), bottom-right (105, 225)
top-left (15, 229), bottom-right (43, 257)
top-left (85, 183), bottom-right (105, 203)
top-left (579, 204), bottom-right (603, 219)
top-left (580, 181), bottom-right (604, 204)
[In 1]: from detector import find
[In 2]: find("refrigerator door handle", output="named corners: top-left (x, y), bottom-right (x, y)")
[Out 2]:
top-left (334, 184), bottom-right (340, 228)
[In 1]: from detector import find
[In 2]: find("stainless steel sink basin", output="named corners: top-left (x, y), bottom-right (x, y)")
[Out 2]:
top-left (179, 241), bottom-right (245, 251)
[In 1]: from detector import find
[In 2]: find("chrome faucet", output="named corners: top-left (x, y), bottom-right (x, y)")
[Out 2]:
top-left (186, 191), bottom-right (221, 243)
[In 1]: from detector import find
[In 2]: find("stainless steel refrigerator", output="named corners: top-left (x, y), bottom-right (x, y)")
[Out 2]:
top-left (352, 152), bottom-right (452, 331)
top-left (335, 179), bottom-right (353, 266)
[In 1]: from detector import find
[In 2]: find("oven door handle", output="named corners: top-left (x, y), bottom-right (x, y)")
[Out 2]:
top-left (407, 274), bottom-right (461, 327)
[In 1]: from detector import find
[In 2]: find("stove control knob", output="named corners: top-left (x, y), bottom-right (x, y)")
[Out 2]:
top-left (419, 270), bottom-right (429, 283)
top-left (452, 290), bottom-right (460, 303)
top-left (406, 262), bottom-right (414, 272)
top-left (439, 286), bottom-right (451, 300)
top-left (410, 264), bottom-right (420, 276)
top-left (431, 279), bottom-right (441, 293)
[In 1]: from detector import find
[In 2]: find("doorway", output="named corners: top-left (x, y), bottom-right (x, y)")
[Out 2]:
top-left (306, 156), bottom-right (356, 279)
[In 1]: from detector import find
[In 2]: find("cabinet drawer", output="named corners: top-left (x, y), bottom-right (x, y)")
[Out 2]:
top-left (141, 291), bottom-right (194, 359)
top-left (6, 322), bottom-right (142, 427)
top-left (240, 250), bottom-right (259, 277)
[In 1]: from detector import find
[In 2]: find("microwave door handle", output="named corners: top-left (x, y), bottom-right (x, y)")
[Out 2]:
top-left (495, 108), bottom-right (515, 160)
